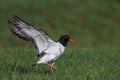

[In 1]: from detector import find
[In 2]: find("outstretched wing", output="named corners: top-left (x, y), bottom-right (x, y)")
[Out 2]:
top-left (8, 15), bottom-right (54, 54)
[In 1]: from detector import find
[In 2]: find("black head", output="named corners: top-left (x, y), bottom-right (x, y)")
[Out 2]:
top-left (58, 35), bottom-right (70, 47)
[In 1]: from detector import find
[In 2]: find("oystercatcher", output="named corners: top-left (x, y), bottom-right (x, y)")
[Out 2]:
top-left (8, 15), bottom-right (77, 72)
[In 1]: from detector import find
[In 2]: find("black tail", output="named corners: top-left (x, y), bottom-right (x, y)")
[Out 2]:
top-left (32, 63), bottom-right (37, 67)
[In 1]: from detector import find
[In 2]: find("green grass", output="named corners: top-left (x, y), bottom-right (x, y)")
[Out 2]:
top-left (0, 48), bottom-right (120, 80)
top-left (0, 0), bottom-right (120, 47)
top-left (0, 0), bottom-right (120, 79)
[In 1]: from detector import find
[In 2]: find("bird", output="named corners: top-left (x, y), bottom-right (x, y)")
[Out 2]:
top-left (8, 15), bottom-right (77, 72)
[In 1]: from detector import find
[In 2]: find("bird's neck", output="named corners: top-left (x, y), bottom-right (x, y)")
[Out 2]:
top-left (58, 41), bottom-right (67, 47)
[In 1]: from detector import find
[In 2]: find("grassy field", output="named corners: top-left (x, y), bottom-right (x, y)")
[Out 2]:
top-left (0, 0), bottom-right (120, 80)
top-left (0, 47), bottom-right (120, 80)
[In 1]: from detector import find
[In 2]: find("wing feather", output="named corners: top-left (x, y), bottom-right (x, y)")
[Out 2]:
top-left (8, 15), bottom-right (54, 54)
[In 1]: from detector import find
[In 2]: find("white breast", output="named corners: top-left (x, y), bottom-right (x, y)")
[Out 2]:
top-left (37, 42), bottom-right (65, 64)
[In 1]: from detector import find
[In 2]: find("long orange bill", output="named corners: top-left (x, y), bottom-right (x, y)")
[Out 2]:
top-left (69, 38), bottom-right (78, 44)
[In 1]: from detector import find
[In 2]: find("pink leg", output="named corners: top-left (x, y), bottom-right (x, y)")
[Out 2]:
top-left (46, 62), bottom-right (57, 72)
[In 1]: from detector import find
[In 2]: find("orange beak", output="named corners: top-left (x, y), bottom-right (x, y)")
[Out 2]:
top-left (69, 38), bottom-right (78, 44)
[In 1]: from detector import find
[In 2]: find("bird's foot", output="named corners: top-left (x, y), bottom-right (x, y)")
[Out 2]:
top-left (50, 66), bottom-right (57, 71)
top-left (46, 62), bottom-right (57, 73)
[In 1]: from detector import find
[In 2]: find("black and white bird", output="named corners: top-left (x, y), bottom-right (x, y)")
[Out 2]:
top-left (8, 15), bottom-right (77, 72)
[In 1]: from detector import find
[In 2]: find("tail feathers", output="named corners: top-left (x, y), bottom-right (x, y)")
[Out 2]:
top-left (32, 63), bottom-right (37, 67)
